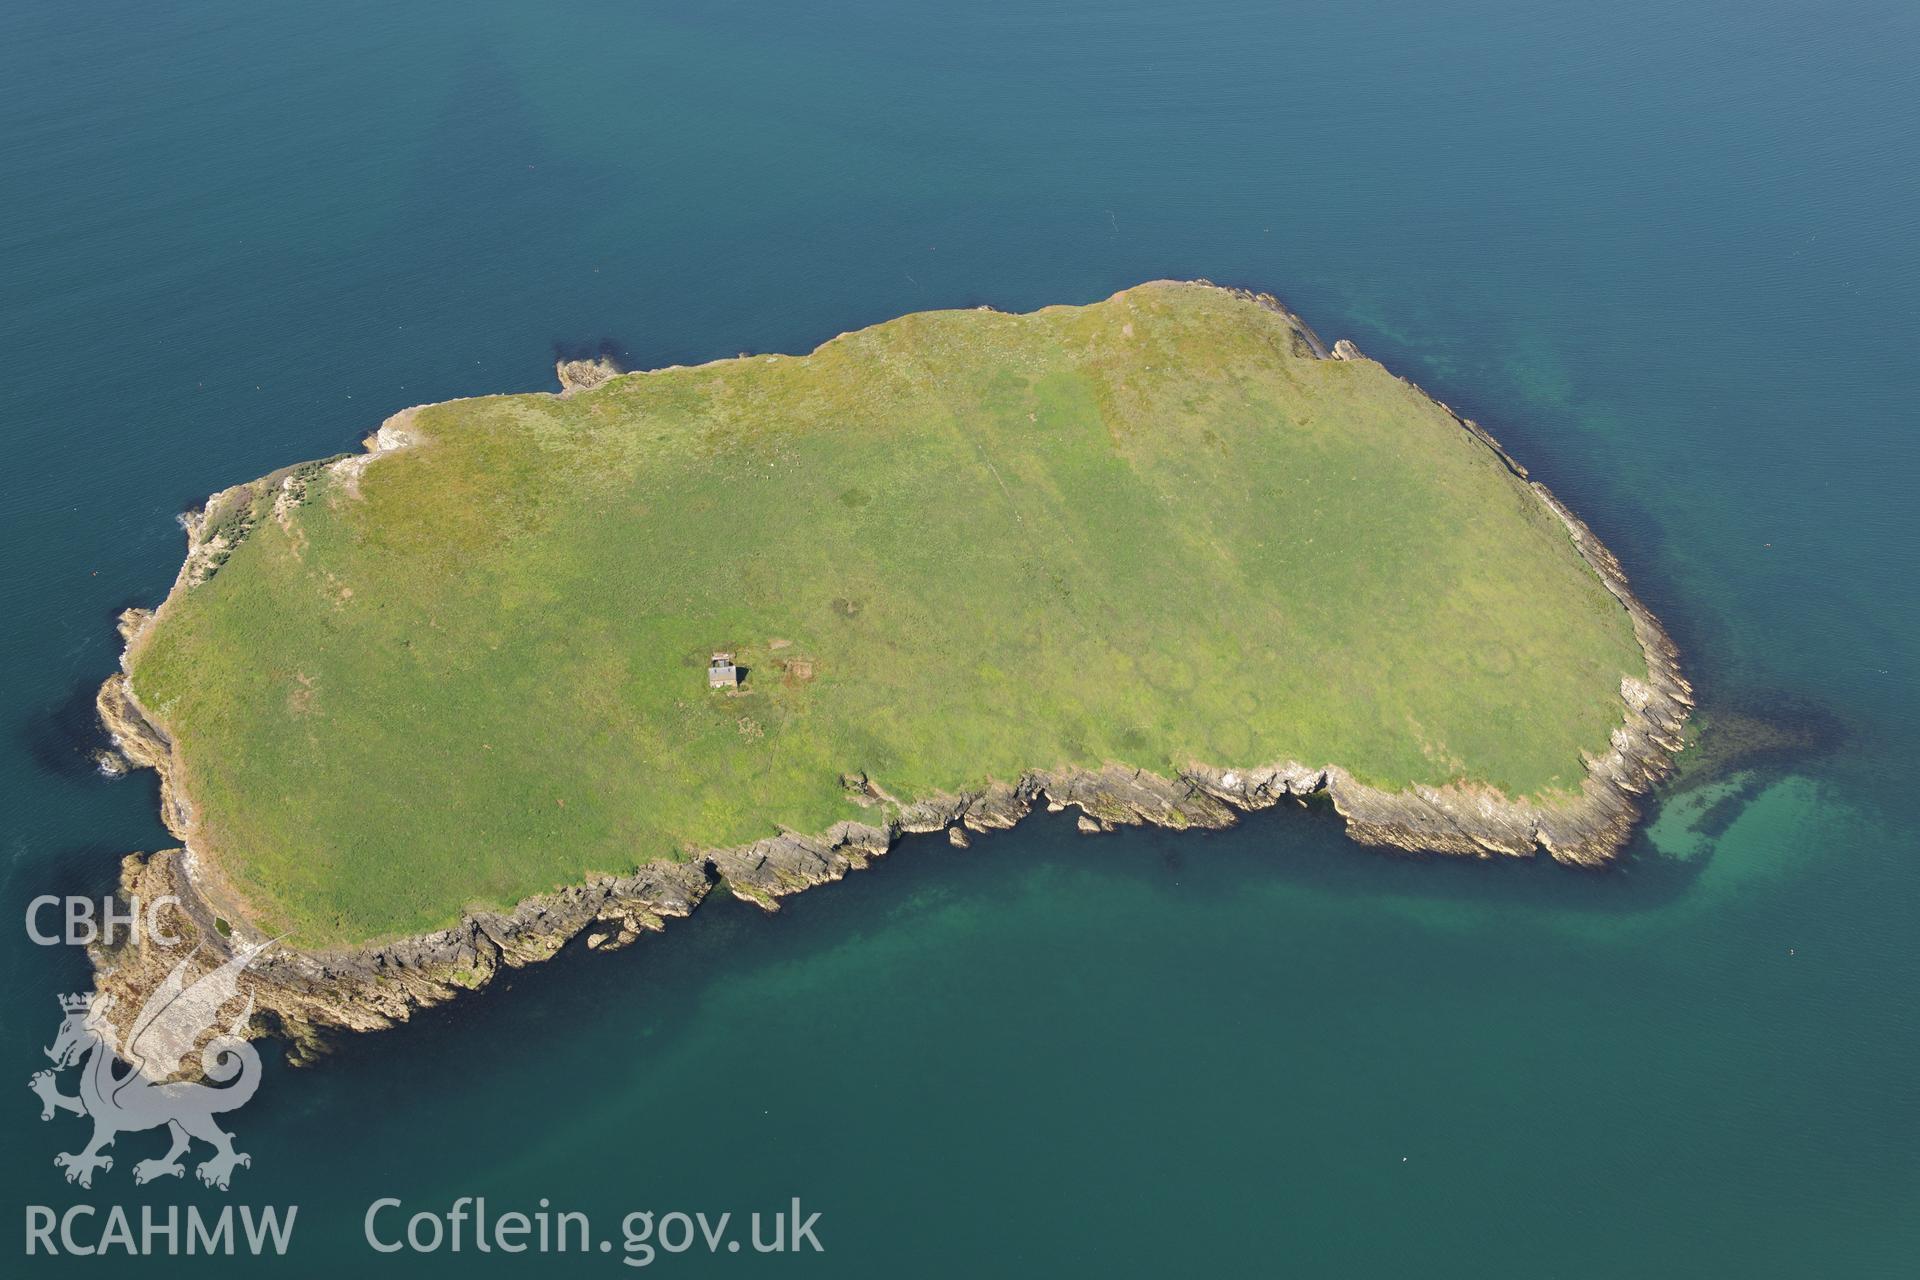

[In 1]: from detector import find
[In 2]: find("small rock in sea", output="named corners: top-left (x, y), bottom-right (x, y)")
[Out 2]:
top-left (1075, 815), bottom-right (1104, 835)
top-left (93, 749), bottom-right (129, 779)
top-left (947, 825), bottom-right (970, 849)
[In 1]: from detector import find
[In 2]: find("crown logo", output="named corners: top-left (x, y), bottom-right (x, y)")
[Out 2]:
top-left (58, 993), bottom-right (91, 1013)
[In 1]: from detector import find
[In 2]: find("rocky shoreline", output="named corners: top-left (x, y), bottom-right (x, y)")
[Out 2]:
top-left (90, 283), bottom-right (1692, 1067)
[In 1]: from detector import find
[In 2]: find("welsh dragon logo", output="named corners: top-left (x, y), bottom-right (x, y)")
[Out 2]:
top-left (28, 942), bottom-right (267, 1190)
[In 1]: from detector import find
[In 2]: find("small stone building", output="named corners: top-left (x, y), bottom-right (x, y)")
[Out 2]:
top-left (708, 652), bottom-right (739, 689)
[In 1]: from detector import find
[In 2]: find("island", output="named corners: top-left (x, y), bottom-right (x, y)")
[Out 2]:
top-left (93, 281), bottom-right (1691, 1061)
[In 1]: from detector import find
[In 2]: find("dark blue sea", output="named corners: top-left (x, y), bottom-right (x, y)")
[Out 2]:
top-left (2, 1), bottom-right (1915, 1274)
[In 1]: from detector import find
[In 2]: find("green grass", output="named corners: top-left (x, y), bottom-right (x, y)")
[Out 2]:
top-left (130, 283), bottom-right (1646, 946)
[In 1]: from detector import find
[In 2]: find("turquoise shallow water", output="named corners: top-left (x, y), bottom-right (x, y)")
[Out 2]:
top-left (2, 0), bottom-right (1916, 1274)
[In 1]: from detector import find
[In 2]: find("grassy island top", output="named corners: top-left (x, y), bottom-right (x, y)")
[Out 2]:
top-left (129, 282), bottom-right (1646, 946)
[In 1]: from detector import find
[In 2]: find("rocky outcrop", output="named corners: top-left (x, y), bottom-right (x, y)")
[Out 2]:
top-left (96, 670), bottom-right (193, 836)
top-left (556, 355), bottom-right (622, 396)
top-left (90, 282), bottom-right (1692, 1065)
top-left (93, 846), bottom-right (711, 1067)
top-left (707, 821), bottom-right (895, 906)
